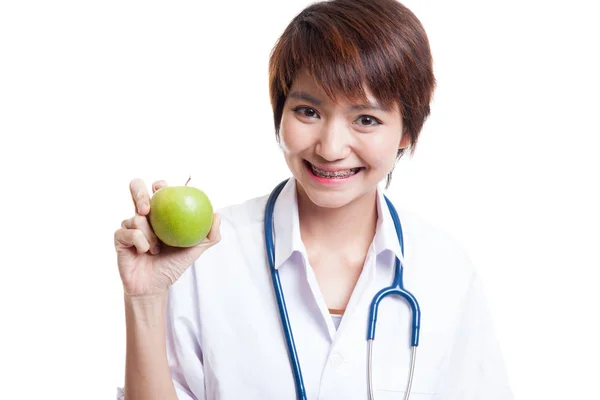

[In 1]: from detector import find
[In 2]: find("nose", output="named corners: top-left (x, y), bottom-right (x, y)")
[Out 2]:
top-left (315, 120), bottom-right (352, 162)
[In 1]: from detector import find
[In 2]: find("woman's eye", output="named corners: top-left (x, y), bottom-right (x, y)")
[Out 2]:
top-left (294, 107), bottom-right (319, 118)
top-left (356, 115), bottom-right (381, 126)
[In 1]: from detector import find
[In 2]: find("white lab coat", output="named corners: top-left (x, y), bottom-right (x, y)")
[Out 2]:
top-left (117, 178), bottom-right (512, 399)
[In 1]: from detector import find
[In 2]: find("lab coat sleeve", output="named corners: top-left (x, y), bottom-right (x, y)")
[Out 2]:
top-left (440, 273), bottom-right (514, 400)
top-left (116, 263), bottom-right (206, 400)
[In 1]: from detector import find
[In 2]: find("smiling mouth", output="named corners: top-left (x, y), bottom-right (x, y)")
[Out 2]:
top-left (304, 160), bottom-right (363, 179)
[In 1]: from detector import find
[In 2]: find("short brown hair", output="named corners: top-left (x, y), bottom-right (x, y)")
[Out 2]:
top-left (268, 0), bottom-right (436, 186)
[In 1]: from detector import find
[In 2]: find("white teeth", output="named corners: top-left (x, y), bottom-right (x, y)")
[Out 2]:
top-left (310, 163), bottom-right (359, 178)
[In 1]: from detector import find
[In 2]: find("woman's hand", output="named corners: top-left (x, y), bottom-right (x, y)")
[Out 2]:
top-left (114, 178), bottom-right (221, 297)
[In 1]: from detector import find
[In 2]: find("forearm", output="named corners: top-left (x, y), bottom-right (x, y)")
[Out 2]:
top-left (123, 293), bottom-right (177, 400)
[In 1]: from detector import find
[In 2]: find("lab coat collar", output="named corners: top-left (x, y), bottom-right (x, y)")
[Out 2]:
top-left (272, 178), bottom-right (404, 269)
top-left (273, 178), bottom-right (306, 270)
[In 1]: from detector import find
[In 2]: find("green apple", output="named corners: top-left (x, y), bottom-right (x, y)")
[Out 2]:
top-left (149, 184), bottom-right (214, 247)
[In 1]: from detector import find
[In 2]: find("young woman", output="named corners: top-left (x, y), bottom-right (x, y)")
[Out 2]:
top-left (115, 0), bottom-right (512, 399)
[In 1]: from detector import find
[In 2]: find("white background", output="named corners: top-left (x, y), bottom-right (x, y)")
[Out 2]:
top-left (1, 0), bottom-right (598, 398)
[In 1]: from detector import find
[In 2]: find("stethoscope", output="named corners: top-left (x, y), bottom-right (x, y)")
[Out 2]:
top-left (264, 179), bottom-right (421, 400)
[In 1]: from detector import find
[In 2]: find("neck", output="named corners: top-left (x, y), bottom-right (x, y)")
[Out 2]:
top-left (296, 185), bottom-right (378, 258)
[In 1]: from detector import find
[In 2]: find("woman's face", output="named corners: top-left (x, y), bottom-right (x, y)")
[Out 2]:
top-left (279, 70), bottom-right (408, 209)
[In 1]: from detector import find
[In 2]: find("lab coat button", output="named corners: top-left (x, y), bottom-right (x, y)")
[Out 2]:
top-left (329, 353), bottom-right (344, 367)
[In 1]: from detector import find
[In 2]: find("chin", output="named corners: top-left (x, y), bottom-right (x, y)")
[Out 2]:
top-left (294, 176), bottom-right (363, 209)
top-left (304, 189), bottom-right (356, 209)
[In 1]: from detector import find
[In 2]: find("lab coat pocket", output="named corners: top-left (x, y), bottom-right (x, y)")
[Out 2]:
top-left (374, 390), bottom-right (440, 400)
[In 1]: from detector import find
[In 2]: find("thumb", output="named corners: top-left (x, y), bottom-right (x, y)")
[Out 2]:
top-left (204, 213), bottom-right (222, 244)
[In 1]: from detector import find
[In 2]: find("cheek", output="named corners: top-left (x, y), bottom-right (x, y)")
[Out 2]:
top-left (362, 134), bottom-right (401, 168)
top-left (279, 114), bottom-right (312, 154)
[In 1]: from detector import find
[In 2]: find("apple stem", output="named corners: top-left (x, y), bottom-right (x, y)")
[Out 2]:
top-left (185, 176), bottom-right (191, 186)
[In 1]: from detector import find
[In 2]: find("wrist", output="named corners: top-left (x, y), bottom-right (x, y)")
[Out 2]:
top-left (124, 292), bottom-right (168, 328)
top-left (125, 291), bottom-right (168, 306)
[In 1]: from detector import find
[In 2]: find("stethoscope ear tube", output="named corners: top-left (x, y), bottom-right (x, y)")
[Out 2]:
top-left (368, 195), bottom-right (421, 400)
top-left (368, 341), bottom-right (418, 400)
top-left (265, 179), bottom-right (308, 400)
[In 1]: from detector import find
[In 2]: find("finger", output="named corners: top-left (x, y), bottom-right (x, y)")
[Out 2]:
top-left (122, 216), bottom-right (160, 254)
top-left (129, 178), bottom-right (150, 216)
top-left (114, 228), bottom-right (151, 254)
top-left (206, 213), bottom-right (222, 243)
top-left (152, 180), bottom-right (168, 193)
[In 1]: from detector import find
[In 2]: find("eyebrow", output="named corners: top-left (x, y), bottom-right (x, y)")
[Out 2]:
top-left (288, 91), bottom-right (322, 106)
top-left (288, 90), bottom-right (390, 112)
top-left (348, 102), bottom-right (391, 112)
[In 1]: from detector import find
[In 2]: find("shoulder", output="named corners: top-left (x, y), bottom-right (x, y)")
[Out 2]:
top-left (394, 203), bottom-right (476, 282)
top-left (215, 193), bottom-right (269, 235)
top-left (399, 207), bottom-right (467, 255)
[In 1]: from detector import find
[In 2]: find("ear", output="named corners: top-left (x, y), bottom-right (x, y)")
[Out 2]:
top-left (399, 131), bottom-right (411, 149)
